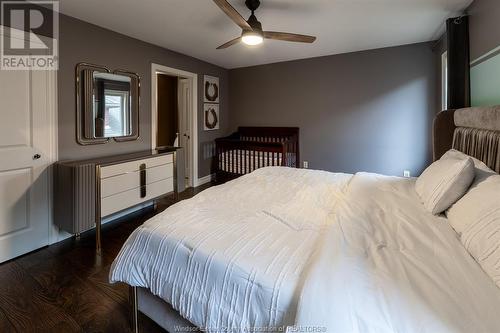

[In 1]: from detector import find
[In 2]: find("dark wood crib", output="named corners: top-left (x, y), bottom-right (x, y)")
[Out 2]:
top-left (215, 127), bottom-right (300, 183)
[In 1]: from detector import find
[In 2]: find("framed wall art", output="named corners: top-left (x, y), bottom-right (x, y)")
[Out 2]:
top-left (204, 75), bottom-right (219, 103)
top-left (204, 103), bottom-right (219, 131)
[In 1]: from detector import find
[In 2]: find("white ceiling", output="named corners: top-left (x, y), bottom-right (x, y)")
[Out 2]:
top-left (59, 0), bottom-right (473, 69)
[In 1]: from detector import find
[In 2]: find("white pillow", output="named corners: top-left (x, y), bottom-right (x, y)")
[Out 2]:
top-left (415, 155), bottom-right (475, 214)
top-left (444, 150), bottom-right (498, 234)
top-left (451, 175), bottom-right (500, 289)
top-left (442, 149), bottom-right (495, 180)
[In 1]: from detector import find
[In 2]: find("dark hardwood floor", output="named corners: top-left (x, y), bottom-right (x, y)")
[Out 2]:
top-left (0, 183), bottom-right (213, 333)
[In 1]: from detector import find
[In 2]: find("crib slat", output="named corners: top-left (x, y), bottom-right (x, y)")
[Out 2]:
top-left (217, 146), bottom-right (220, 170)
top-left (231, 149), bottom-right (235, 174)
top-left (244, 150), bottom-right (247, 174)
top-left (246, 150), bottom-right (249, 174)
top-left (243, 150), bottom-right (246, 174)
top-left (252, 150), bottom-right (256, 172)
top-left (239, 149), bottom-right (243, 174)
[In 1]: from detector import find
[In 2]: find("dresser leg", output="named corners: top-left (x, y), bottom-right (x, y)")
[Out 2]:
top-left (96, 220), bottom-right (101, 253)
top-left (130, 286), bottom-right (139, 333)
top-left (95, 165), bottom-right (102, 253)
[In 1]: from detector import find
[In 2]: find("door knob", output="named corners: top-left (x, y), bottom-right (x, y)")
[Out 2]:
top-left (33, 154), bottom-right (41, 160)
top-left (183, 133), bottom-right (190, 139)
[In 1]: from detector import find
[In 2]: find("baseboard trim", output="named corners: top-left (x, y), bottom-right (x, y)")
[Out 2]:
top-left (196, 173), bottom-right (215, 186)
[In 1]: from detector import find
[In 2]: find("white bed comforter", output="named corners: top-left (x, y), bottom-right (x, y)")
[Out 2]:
top-left (295, 172), bottom-right (500, 333)
top-left (110, 167), bottom-right (352, 332)
top-left (110, 168), bottom-right (500, 333)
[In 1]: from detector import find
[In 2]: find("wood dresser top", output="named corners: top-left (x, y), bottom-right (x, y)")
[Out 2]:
top-left (57, 146), bottom-right (180, 167)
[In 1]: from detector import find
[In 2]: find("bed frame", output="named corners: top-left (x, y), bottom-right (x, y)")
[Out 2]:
top-left (433, 106), bottom-right (500, 173)
top-left (215, 127), bottom-right (300, 183)
top-left (128, 106), bottom-right (500, 333)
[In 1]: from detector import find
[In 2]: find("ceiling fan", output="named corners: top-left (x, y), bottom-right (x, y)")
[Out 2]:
top-left (213, 0), bottom-right (317, 49)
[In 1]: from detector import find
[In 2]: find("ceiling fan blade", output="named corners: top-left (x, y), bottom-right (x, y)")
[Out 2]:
top-left (263, 31), bottom-right (316, 43)
top-left (213, 0), bottom-right (252, 30)
top-left (217, 37), bottom-right (241, 49)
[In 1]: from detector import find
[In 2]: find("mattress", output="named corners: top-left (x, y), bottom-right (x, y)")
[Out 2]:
top-left (295, 172), bottom-right (500, 333)
top-left (110, 167), bottom-right (352, 332)
top-left (219, 150), bottom-right (296, 173)
top-left (110, 168), bottom-right (500, 333)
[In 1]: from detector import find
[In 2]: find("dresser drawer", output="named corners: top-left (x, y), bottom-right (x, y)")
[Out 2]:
top-left (100, 163), bottom-right (173, 198)
top-left (100, 154), bottom-right (173, 179)
top-left (101, 178), bottom-right (174, 217)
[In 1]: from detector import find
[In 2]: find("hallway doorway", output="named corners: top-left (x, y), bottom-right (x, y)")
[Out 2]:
top-left (151, 64), bottom-right (198, 188)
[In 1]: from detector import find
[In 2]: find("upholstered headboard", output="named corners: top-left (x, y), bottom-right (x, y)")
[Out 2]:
top-left (433, 106), bottom-right (500, 173)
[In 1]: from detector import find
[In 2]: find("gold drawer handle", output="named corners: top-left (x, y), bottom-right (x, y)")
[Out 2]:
top-left (140, 163), bottom-right (146, 198)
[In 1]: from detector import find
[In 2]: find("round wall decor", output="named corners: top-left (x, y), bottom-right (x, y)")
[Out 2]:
top-left (205, 82), bottom-right (219, 102)
top-left (203, 75), bottom-right (220, 103)
top-left (204, 104), bottom-right (219, 131)
top-left (205, 107), bottom-right (218, 129)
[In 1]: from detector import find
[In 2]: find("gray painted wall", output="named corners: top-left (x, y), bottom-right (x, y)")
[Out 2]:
top-left (229, 42), bottom-right (437, 176)
top-left (468, 0), bottom-right (500, 61)
top-left (58, 14), bottom-right (229, 178)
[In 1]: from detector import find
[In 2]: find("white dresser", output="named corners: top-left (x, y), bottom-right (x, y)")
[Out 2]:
top-left (54, 148), bottom-right (180, 250)
top-left (100, 154), bottom-right (174, 217)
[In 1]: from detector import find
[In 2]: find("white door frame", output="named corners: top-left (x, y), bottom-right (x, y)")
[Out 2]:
top-left (34, 32), bottom-right (59, 245)
top-left (151, 63), bottom-right (198, 187)
top-left (44, 64), bottom-right (59, 244)
top-left (177, 78), bottom-right (192, 187)
top-left (0, 26), bottom-right (59, 247)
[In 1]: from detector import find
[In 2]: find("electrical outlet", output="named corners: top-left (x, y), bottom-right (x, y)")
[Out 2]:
top-left (403, 170), bottom-right (411, 178)
top-left (303, 161), bottom-right (309, 169)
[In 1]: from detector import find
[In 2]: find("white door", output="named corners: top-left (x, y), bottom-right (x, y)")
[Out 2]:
top-left (178, 78), bottom-right (192, 187)
top-left (0, 30), bottom-right (55, 262)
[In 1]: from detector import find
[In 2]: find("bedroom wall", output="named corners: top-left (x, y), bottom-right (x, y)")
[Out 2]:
top-left (229, 42), bottom-right (437, 176)
top-left (467, 0), bottom-right (500, 106)
top-left (58, 14), bottom-right (229, 178)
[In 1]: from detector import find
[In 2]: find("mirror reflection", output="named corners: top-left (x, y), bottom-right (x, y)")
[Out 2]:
top-left (92, 72), bottom-right (132, 138)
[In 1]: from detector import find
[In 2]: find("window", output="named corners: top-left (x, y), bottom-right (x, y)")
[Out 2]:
top-left (91, 73), bottom-right (132, 138)
top-left (104, 89), bottom-right (130, 137)
top-left (442, 51), bottom-right (448, 110)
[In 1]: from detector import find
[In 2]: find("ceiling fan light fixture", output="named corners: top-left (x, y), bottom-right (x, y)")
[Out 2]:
top-left (213, 0), bottom-right (316, 49)
top-left (241, 31), bottom-right (263, 46)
